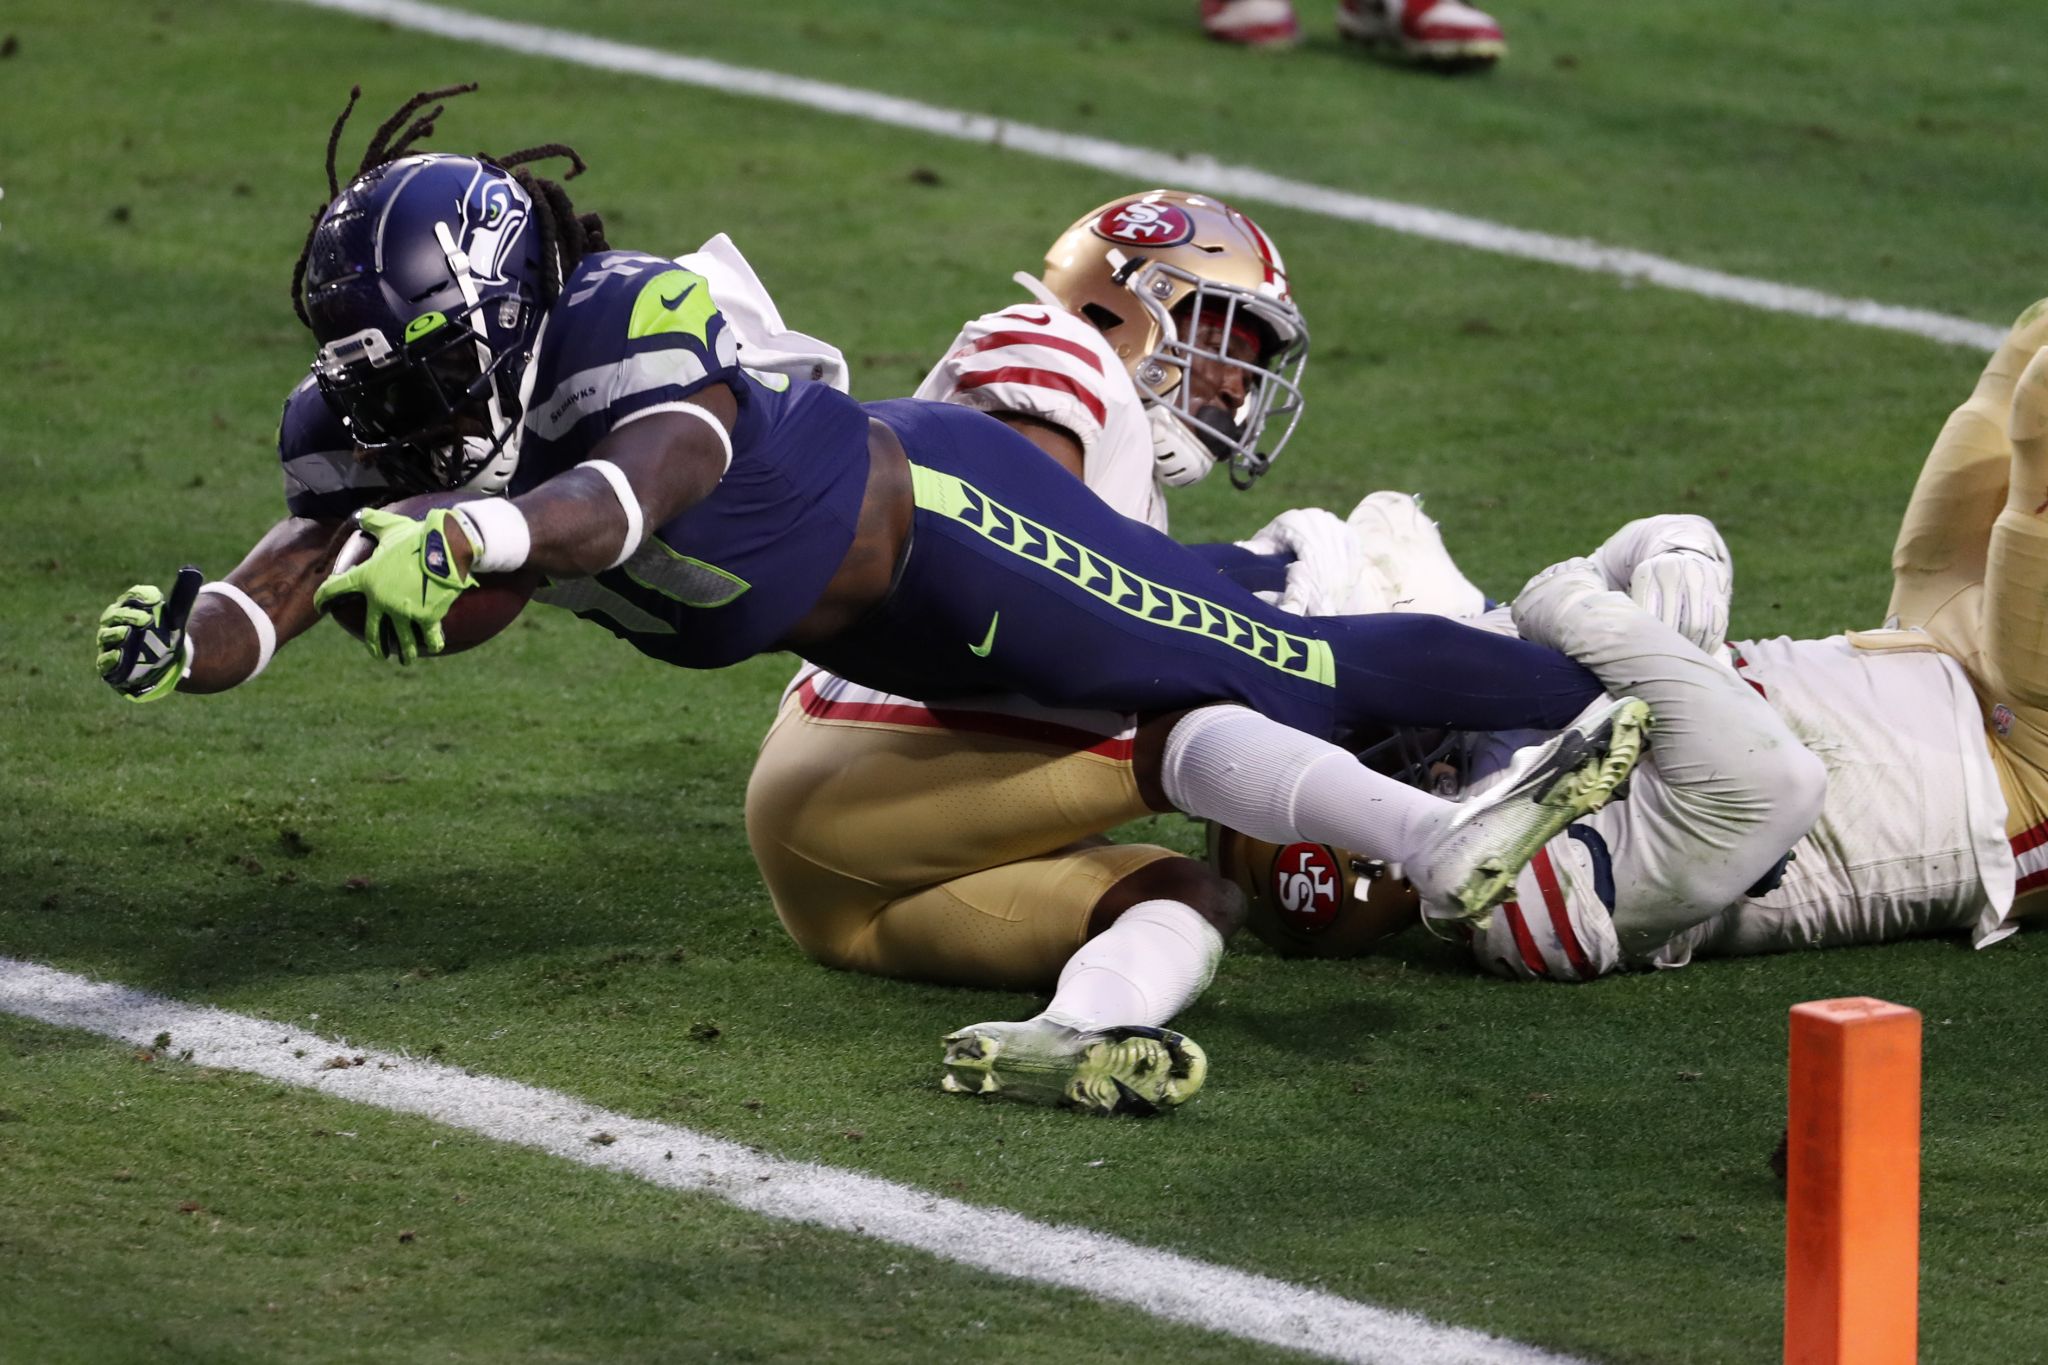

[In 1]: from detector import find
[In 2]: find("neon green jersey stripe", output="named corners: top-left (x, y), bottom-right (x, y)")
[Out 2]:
top-left (910, 465), bottom-right (1335, 688)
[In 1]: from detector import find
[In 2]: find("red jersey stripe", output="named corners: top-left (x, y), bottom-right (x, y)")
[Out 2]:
top-left (2009, 817), bottom-right (2048, 858)
top-left (958, 330), bottom-right (1103, 373)
top-left (1530, 848), bottom-right (1593, 979)
top-left (796, 675), bottom-right (1133, 760)
top-left (953, 366), bottom-right (1107, 426)
top-left (1502, 901), bottom-right (1549, 978)
top-left (1729, 648), bottom-right (1768, 700)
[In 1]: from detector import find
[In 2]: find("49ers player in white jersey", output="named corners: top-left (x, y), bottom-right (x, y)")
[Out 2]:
top-left (746, 191), bottom-right (1319, 1115)
top-left (1222, 303), bottom-right (2048, 981)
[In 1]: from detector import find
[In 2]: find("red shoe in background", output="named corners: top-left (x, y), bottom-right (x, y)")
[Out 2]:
top-left (1336, 0), bottom-right (1506, 69)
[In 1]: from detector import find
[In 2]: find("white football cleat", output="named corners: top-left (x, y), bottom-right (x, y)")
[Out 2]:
top-left (1202, 0), bottom-right (1302, 46)
top-left (941, 1018), bottom-right (1208, 1116)
top-left (1410, 694), bottom-right (1651, 927)
top-left (1336, 0), bottom-right (1506, 69)
top-left (1346, 491), bottom-right (1489, 618)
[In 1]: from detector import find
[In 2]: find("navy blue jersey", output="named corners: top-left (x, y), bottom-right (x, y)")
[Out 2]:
top-left (530, 373), bottom-right (870, 667)
top-left (279, 248), bottom-right (870, 668)
top-left (505, 250), bottom-right (868, 666)
top-left (276, 250), bottom-right (1597, 735)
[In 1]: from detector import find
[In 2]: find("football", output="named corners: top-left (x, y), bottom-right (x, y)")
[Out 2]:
top-left (1207, 823), bottom-right (1420, 958)
top-left (325, 491), bottom-right (544, 656)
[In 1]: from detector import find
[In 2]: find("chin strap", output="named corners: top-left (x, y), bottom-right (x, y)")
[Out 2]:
top-left (1148, 405), bottom-right (1218, 487)
top-left (436, 220), bottom-right (525, 490)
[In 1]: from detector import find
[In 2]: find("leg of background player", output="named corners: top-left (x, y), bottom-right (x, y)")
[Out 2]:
top-left (1984, 344), bottom-right (2048, 709)
top-left (1890, 297), bottom-right (2048, 632)
top-left (1975, 344), bottom-right (2048, 918)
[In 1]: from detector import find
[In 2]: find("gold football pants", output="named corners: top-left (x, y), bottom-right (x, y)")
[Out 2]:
top-left (744, 691), bottom-right (1173, 990)
top-left (1882, 299), bottom-right (2048, 916)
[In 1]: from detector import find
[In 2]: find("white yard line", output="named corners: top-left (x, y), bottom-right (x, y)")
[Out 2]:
top-left (1, 956), bottom-right (1582, 1365)
top-left (280, 0), bottom-right (2004, 352)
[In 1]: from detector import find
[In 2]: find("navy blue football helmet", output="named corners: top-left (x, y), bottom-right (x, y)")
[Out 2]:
top-left (302, 154), bottom-right (547, 493)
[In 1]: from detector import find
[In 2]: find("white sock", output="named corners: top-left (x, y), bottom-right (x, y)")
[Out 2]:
top-left (1159, 704), bottom-right (1451, 863)
top-left (1038, 900), bottom-right (1224, 1031)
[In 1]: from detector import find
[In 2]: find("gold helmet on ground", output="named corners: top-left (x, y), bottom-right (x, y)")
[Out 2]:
top-left (1207, 824), bottom-right (1420, 958)
top-left (1038, 191), bottom-right (1309, 489)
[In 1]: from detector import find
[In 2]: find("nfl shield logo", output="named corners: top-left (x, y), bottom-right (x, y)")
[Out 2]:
top-left (1994, 703), bottom-right (2015, 737)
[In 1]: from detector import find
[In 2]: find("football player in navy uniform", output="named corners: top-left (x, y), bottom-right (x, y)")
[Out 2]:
top-left (95, 86), bottom-right (1648, 1111)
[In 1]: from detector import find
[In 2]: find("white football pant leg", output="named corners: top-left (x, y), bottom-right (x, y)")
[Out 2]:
top-left (1509, 567), bottom-right (1828, 969)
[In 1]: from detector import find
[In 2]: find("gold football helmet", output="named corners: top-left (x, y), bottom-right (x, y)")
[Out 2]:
top-left (1038, 191), bottom-right (1308, 489)
top-left (1207, 824), bottom-right (1420, 958)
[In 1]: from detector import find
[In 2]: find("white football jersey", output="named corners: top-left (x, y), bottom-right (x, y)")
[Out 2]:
top-left (914, 272), bottom-right (1166, 531)
top-left (1658, 634), bottom-right (2016, 961)
top-left (1468, 632), bottom-right (2018, 982)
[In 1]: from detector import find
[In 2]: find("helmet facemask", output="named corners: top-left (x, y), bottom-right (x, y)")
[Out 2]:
top-left (1118, 257), bottom-right (1309, 489)
top-left (314, 289), bottom-right (536, 494)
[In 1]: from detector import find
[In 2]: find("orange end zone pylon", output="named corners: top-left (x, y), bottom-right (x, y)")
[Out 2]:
top-left (1784, 997), bottom-right (1922, 1365)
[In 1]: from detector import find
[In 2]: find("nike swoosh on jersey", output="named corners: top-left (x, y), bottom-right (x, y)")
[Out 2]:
top-left (969, 611), bottom-right (1000, 657)
top-left (659, 281), bottom-right (699, 311)
top-left (1000, 310), bottom-right (1052, 326)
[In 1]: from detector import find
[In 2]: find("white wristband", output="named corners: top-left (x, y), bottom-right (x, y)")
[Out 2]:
top-left (579, 458), bottom-right (646, 570)
top-left (198, 580), bottom-right (276, 681)
top-left (451, 498), bottom-right (532, 573)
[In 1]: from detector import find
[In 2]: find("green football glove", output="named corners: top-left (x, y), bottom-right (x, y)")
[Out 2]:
top-left (96, 566), bottom-right (205, 702)
top-left (314, 506), bottom-right (477, 664)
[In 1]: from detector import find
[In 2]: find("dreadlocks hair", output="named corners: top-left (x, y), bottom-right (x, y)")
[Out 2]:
top-left (289, 83), bottom-right (610, 329)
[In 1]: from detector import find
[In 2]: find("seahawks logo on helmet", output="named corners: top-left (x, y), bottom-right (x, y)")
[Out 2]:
top-left (459, 167), bottom-right (532, 288)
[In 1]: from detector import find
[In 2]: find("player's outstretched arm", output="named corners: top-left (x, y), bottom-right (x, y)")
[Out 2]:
top-left (501, 390), bottom-right (736, 577)
top-left (312, 385), bottom-right (739, 661)
top-left (95, 514), bottom-right (354, 699)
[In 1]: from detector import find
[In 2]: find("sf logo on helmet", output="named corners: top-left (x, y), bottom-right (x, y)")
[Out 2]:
top-left (1093, 200), bottom-right (1195, 248)
top-left (1272, 842), bottom-right (1341, 932)
top-left (459, 168), bottom-right (531, 288)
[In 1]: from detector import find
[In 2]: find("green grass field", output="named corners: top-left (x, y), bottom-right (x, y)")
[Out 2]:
top-left (5, 1), bottom-right (2048, 1360)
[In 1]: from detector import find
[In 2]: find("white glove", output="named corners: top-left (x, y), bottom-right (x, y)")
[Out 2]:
top-left (1589, 515), bottom-right (1730, 591)
top-left (1236, 507), bottom-right (1364, 617)
top-left (1345, 491), bottom-right (1488, 619)
top-left (1509, 556), bottom-right (1612, 648)
top-left (1628, 549), bottom-right (1732, 655)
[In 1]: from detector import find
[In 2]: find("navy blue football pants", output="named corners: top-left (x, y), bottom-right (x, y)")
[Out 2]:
top-left (804, 399), bottom-right (1600, 742)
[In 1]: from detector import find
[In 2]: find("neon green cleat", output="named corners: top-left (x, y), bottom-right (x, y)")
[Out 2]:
top-left (1413, 694), bottom-right (1652, 930)
top-left (940, 1020), bottom-right (1207, 1117)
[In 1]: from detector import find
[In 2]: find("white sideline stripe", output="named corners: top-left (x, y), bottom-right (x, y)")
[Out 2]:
top-left (0, 957), bottom-right (1582, 1365)
top-left (277, 0), bottom-right (2004, 353)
